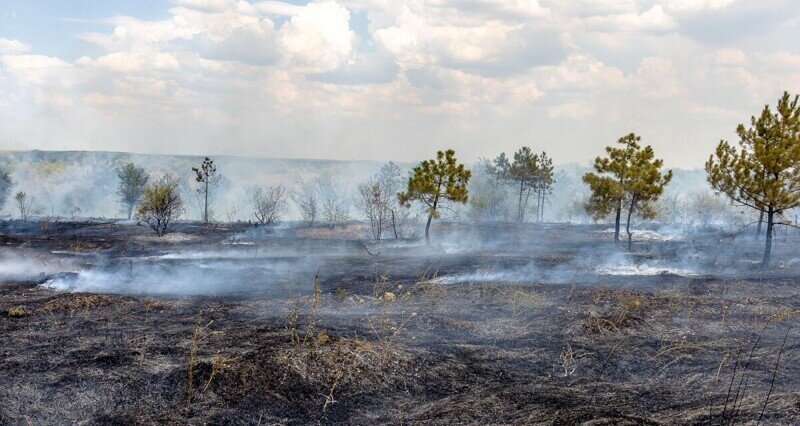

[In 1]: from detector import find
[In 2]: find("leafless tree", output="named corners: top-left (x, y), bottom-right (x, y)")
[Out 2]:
top-left (14, 191), bottom-right (42, 222)
top-left (319, 180), bottom-right (350, 226)
top-left (377, 162), bottom-right (409, 238)
top-left (355, 178), bottom-right (389, 239)
top-left (250, 185), bottom-right (287, 226)
top-left (292, 179), bottom-right (319, 226)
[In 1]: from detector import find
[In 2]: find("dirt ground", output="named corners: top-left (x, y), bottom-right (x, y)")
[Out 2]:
top-left (1, 220), bottom-right (799, 424)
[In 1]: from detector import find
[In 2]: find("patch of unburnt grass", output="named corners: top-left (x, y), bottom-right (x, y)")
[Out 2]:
top-left (37, 293), bottom-right (135, 315)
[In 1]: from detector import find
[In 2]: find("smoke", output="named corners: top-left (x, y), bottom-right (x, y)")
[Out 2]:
top-left (0, 248), bottom-right (77, 281)
top-left (42, 252), bottom-right (322, 296)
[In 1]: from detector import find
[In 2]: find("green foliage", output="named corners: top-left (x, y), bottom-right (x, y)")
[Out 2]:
top-left (706, 91), bottom-right (800, 266)
top-left (398, 149), bottom-right (471, 244)
top-left (468, 158), bottom-right (513, 222)
top-left (192, 157), bottom-right (218, 224)
top-left (583, 133), bottom-right (672, 245)
top-left (0, 164), bottom-right (13, 213)
top-left (490, 147), bottom-right (556, 222)
top-left (116, 163), bottom-right (149, 220)
top-left (706, 92), bottom-right (800, 213)
top-left (137, 175), bottom-right (183, 236)
top-left (192, 157), bottom-right (217, 185)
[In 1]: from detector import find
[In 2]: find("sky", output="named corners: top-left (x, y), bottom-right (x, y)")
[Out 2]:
top-left (0, 0), bottom-right (799, 168)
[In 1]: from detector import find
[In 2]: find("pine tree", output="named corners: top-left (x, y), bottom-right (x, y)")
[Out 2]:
top-left (399, 149), bottom-right (471, 245)
top-left (706, 92), bottom-right (800, 267)
top-left (535, 152), bottom-right (555, 222)
top-left (584, 133), bottom-right (672, 248)
top-left (192, 157), bottom-right (218, 225)
top-left (492, 147), bottom-right (539, 222)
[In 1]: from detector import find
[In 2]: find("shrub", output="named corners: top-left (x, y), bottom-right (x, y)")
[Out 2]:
top-left (136, 174), bottom-right (183, 236)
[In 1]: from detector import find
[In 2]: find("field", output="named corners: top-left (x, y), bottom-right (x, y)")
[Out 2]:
top-left (1, 221), bottom-right (799, 424)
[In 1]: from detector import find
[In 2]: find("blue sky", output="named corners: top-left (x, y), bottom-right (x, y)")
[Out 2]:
top-left (0, 1), bottom-right (169, 59)
top-left (0, 0), bottom-right (799, 167)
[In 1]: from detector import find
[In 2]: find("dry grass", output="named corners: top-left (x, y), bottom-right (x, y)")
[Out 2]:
top-left (296, 224), bottom-right (368, 239)
top-left (8, 306), bottom-right (30, 318)
top-left (583, 287), bottom-right (649, 335)
top-left (38, 293), bottom-right (128, 314)
top-left (67, 239), bottom-right (94, 252)
top-left (186, 316), bottom-right (227, 404)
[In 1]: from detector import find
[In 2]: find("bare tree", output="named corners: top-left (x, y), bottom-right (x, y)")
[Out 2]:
top-left (292, 179), bottom-right (319, 226)
top-left (355, 178), bottom-right (389, 239)
top-left (250, 185), bottom-right (287, 226)
top-left (137, 174), bottom-right (183, 236)
top-left (14, 191), bottom-right (41, 222)
top-left (319, 180), bottom-right (350, 226)
top-left (377, 162), bottom-right (410, 238)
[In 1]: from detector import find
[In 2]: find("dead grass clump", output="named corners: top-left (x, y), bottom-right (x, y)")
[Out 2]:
top-left (277, 334), bottom-right (411, 418)
top-left (8, 306), bottom-right (30, 318)
top-left (278, 275), bottom-right (415, 418)
top-left (186, 317), bottom-right (227, 404)
top-left (558, 343), bottom-right (592, 377)
top-left (67, 239), bottom-right (94, 252)
top-left (497, 284), bottom-right (548, 319)
top-left (142, 297), bottom-right (171, 312)
top-left (368, 288), bottom-right (416, 362)
top-left (38, 293), bottom-right (126, 314)
top-left (583, 287), bottom-right (649, 334)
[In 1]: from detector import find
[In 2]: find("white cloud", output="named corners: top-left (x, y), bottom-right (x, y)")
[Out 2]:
top-left (585, 5), bottom-right (678, 33)
top-left (255, 1), bottom-right (305, 16)
top-left (0, 38), bottom-right (31, 54)
top-left (1, 0), bottom-right (799, 167)
top-left (89, 51), bottom-right (181, 73)
top-left (278, 1), bottom-right (356, 73)
top-left (172, 0), bottom-right (240, 13)
top-left (714, 48), bottom-right (747, 66)
top-left (664, 0), bottom-right (737, 13)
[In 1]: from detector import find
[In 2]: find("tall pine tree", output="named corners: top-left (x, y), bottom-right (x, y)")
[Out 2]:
top-left (706, 92), bottom-right (800, 267)
top-left (584, 133), bottom-right (672, 248)
top-left (399, 149), bottom-right (471, 245)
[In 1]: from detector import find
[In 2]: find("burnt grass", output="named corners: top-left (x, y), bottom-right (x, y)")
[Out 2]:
top-left (1, 220), bottom-right (800, 424)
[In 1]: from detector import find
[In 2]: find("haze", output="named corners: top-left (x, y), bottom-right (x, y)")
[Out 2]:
top-left (1, 0), bottom-right (799, 167)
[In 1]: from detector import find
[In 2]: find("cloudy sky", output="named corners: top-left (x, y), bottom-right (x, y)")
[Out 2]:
top-left (0, 0), bottom-right (799, 168)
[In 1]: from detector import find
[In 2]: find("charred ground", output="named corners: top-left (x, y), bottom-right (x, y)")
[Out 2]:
top-left (1, 221), bottom-right (799, 424)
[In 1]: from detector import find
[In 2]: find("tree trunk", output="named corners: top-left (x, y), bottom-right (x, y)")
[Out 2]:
top-left (625, 199), bottom-right (636, 250)
top-left (391, 209), bottom-right (398, 239)
top-left (761, 207), bottom-right (774, 268)
top-left (517, 180), bottom-right (524, 223)
top-left (539, 189), bottom-right (545, 222)
top-left (204, 180), bottom-right (209, 225)
top-left (537, 188), bottom-right (542, 222)
top-left (613, 202), bottom-right (622, 242)
top-left (127, 203), bottom-right (134, 220)
top-left (756, 209), bottom-right (764, 238)
top-left (425, 180), bottom-right (442, 246)
top-left (425, 213), bottom-right (433, 246)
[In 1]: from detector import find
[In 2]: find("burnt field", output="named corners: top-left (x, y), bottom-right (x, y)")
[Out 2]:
top-left (1, 220), bottom-right (800, 424)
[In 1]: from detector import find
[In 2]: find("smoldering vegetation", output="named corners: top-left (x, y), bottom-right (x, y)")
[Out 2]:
top-left (1, 219), bottom-right (800, 424)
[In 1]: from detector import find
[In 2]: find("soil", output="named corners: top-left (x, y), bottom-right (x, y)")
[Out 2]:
top-left (1, 220), bottom-right (799, 424)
